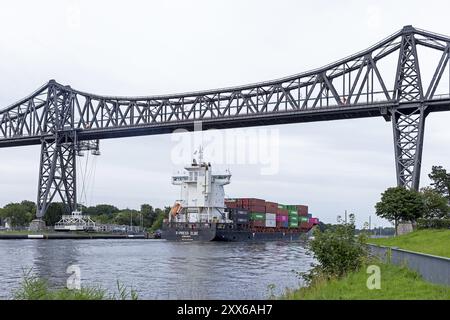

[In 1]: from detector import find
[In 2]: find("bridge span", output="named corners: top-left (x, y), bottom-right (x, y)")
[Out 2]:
top-left (1, 25), bottom-right (450, 218)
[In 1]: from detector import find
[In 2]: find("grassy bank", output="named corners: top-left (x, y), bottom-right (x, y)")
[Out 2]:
top-left (284, 262), bottom-right (450, 300)
top-left (13, 273), bottom-right (138, 300)
top-left (368, 229), bottom-right (450, 258)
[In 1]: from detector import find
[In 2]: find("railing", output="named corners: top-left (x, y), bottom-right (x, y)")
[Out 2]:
top-left (367, 244), bottom-right (450, 286)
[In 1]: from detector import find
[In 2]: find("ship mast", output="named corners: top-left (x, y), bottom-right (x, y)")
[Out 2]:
top-left (198, 145), bottom-right (203, 164)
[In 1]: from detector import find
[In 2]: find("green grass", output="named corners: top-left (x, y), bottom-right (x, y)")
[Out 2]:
top-left (368, 229), bottom-right (450, 258)
top-left (13, 272), bottom-right (138, 300)
top-left (283, 262), bottom-right (450, 300)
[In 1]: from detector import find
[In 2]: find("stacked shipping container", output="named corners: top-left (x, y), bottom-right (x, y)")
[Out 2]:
top-left (226, 198), bottom-right (317, 230)
top-left (264, 201), bottom-right (277, 228)
top-left (243, 198), bottom-right (266, 227)
top-left (297, 205), bottom-right (308, 216)
top-left (249, 212), bottom-right (265, 227)
top-left (276, 207), bottom-right (288, 228)
top-left (233, 209), bottom-right (249, 224)
top-left (265, 213), bottom-right (276, 227)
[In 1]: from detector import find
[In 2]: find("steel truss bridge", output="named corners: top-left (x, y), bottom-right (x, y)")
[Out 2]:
top-left (1, 25), bottom-right (450, 218)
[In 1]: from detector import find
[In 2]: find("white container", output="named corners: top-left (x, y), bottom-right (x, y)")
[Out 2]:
top-left (265, 219), bottom-right (276, 227)
top-left (265, 213), bottom-right (276, 220)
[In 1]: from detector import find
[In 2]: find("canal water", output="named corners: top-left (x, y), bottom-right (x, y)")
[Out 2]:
top-left (0, 240), bottom-right (314, 299)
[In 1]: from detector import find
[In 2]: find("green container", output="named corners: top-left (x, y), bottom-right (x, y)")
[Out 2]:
top-left (299, 216), bottom-right (308, 222)
top-left (289, 222), bottom-right (299, 228)
top-left (289, 216), bottom-right (299, 222)
top-left (288, 210), bottom-right (298, 215)
top-left (286, 205), bottom-right (298, 211)
top-left (278, 204), bottom-right (288, 210)
top-left (249, 212), bottom-right (265, 220)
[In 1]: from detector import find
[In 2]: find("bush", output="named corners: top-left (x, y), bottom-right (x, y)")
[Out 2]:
top-left (305, 215), bottom-right (367, 281)
top-left (416, 218), bottom-right (450, 229)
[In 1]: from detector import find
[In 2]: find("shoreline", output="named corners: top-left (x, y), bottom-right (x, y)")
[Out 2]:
top-left (0, 232), bottom-right (150, 240)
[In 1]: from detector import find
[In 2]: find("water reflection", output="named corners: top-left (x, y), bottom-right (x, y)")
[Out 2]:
top-left (31, 240), bottom-right (80, 288)
top-left (0, 240), bottom-right (314, 299)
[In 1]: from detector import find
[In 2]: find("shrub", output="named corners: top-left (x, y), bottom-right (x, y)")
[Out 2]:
top-left (305, 215), bottom-right (367, 281)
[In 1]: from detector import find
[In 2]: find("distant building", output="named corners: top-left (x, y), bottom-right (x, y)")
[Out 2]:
top-left (2, 218), bottom-right (11, 230)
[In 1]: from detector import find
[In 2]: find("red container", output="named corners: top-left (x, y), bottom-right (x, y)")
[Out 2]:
top-left (309, 218), bottom-right (319, 224)
top-left (225, 200), bottom-right (237, 208)
top-left (276, 215), bottom-right (288, 222)
top-left (250, 220), bottom-right (265, 227)
top-left (253, 205), bottom-right (266, 212)
top-left (300, 222), bottom-right (314, 229)
top-left (276, 220), bottom-right (289, 228)
top-left (297, 205), bottom-right (308, 216)
top-left (265, 201), bottom-right (278, 213)
top-left (299, 222), bottom-right (309, 229)
top-left (277, 208), bottom-right (288, 216)
top-left (240, 198), bottom-right (265, 206)
top-left (245, 204), bottom-right (266, 212)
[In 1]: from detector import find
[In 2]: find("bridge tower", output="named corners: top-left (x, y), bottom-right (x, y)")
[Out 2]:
top-left (391, 26), bottom-right (427, 191)
top-left (35, 81), bottom-right (99, 219)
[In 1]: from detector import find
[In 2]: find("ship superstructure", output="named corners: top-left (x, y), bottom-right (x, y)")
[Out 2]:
top-left (170, 148), bottom-right (231, 224)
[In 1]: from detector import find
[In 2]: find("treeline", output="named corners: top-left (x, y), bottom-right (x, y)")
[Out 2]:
top-left (317, 165), bottom-right (450, 235)
top-left (0, 202), bottom-right (170, 231)
top-left (375, 165), bottom-right (450, 233)
top-left (316, 222), bottom-right (395, 236)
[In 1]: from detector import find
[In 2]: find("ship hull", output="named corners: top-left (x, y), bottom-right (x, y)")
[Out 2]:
top-left (214, 229), bottom-right (303, 242)
top-left (162, 223), bottom-right (308, 241)
top-left (161, 226), bottom-right (216, 241)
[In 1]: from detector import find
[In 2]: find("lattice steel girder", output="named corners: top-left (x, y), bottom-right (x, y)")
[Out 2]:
top-left (394, 31), bottom-right (424, 102)
top-left (2, 26), bottom-right (450, 148)
top-left (391, 106), bottom-right (427, 190)
top-left (36, 134), bottom-right (77, 218)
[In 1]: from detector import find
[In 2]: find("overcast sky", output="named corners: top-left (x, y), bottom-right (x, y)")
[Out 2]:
top-left (1, 0), bottom-right (450, 228)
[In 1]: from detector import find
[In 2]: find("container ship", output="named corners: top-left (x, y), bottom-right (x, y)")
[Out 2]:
top-left (161, 149), bottom-right (319, 241)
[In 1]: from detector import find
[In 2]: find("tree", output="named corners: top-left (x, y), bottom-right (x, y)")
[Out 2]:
top-left (44, 203), bottom-right (65, 226)
top-left (113, 209), bottom-right (140, 226)
top-left (92, 214), bottom-right (111, 224)
top-left (150, 207), bottom-right (170, 231)
top-left (428, 165), bottom-right (450, 201)
top-left (0, 203), bottom-right (34, 227)
top-left (421, 187), bottom-right (449, 219)
top-left (375, 186), bottom-right (425, 235)
top-left (84, 204), bottom-right (120, 216)
top-left (20, 200), bottom-right (36, 214)
top-left (140, 204), bottom-right (157, 227)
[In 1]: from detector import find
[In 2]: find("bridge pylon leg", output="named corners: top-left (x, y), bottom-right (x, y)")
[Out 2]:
top-left (391, 105), bottom-right (427, 191)
top-left (36, 136), bottom-right (77, 218)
